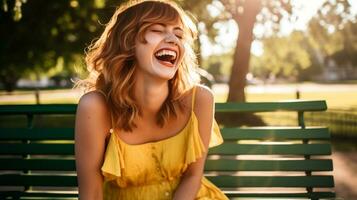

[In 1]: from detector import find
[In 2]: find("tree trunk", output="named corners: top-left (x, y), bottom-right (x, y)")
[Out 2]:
top-left (218, 0), bottom-right (265, 127)
top-left (0, 69), bottom-right (20, 92)
top-left (227, 0), bottom-right (262, 102)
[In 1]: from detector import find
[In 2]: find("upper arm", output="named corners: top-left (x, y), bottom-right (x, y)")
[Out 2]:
top-left (75, 91), bottom-right (111, 199)
top-left (185, 85), bottom-right (215, 176)
top-left (194, 85), bottom-right (215, 150)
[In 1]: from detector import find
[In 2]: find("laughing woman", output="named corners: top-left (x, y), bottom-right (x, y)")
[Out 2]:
top-left (75, 1), bottom-right (228, 199)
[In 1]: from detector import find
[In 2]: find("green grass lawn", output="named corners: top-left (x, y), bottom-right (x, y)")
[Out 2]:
top-left (1, 86), bottom-right (357, 110)
top-left (216, 92), bottom-right (357, 110)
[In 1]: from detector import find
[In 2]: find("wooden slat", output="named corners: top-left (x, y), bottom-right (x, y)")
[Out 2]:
top-left (0, 191), bottom-right (335, 199)
top-left (0, 158), bottom-right (75, 171)
top-left (208, 143), bottom-right (331, 155)
top-left (204, 159), bottom-right (333, 171)
top-left (0, 100), bottom-right (327, 115)
top-left (0, 158), bottom-right (333, 172)
top-left (0, 174), bottom-right (334, 188)
top-left (0, 144), bottom-right (74, 155)
top-left (207, 175), bottom-right (334, 187)
top-left (0, 104), bottom-right (77, 115)
top-left (0, 191), bottom-right (77, 199)
top-left (221, 127), bottom-right (330, 140)
top-left (216, 100), bottom-right (327, 112)
top-left (1, 143), bottom-right (331, 156)
top-left (0, 128), bottom-right (74, 140)
top-left (0, 174), bottom-right (77, 187)
top-left (1, 127), bottom-right (330, 141)
top-left (227, 192), bottom-right (335, 198)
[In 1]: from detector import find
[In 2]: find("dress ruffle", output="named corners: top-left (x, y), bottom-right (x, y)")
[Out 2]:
top-left (101, 130), bottom-right (124, 181)
top-left (209, 119), bottom-right (224, 148)
top-left (185, 116), bottom-right (224, 165)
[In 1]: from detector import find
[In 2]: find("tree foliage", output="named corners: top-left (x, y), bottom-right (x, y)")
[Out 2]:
top-left (251, 31), bottom-right (312, 80)
top-left (215, 0), bottom-right (354, 102)
top-left (0, 0), bottom-right (123, 91)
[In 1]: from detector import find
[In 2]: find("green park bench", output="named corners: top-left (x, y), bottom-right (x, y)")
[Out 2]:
top-left (0, 100), bottom-right (335, 199)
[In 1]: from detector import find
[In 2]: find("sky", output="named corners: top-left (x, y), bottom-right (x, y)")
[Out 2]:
top-left (200, 0), bottom-right (357, 58)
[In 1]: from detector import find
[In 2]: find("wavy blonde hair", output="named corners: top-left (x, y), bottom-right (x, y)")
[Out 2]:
top-left (77, 0), bottom-right (200, 132)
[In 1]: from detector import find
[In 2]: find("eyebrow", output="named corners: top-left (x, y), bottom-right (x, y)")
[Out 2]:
top-left (154, 23), bottom-right (183, 32)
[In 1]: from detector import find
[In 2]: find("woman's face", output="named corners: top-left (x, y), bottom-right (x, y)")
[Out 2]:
top-left (135, 21), bottom-right (185, 80)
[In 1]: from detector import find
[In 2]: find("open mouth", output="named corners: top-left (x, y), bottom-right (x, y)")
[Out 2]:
top-left (154, 49), bottom-right (177, 66)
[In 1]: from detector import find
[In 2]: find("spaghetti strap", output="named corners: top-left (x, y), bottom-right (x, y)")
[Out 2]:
top-left (96, 89), bottom-right (107, 98)
top-left (191, 86), bottom-right (197, 110)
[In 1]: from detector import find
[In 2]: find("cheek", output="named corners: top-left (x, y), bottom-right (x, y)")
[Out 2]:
top-left (178, 43), bottom-right (187, 61)
top-left (135, 43), bottom-right (146, 59)
top-left (145, 32), bottom-right (162, 45)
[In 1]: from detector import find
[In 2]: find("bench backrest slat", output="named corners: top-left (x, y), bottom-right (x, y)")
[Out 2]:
top-left (0, 143), bottom-right (74, 155)
top-left (0, 128), bottom-right (74, 140)
top-left (0, 174), bottom-right (77, 187)
top-left (205, 159), bottom-right (333, 171)
top-left (221, 127), bottom-right (330, 140)
top-left (216, 100), bottom-right (327, 112)
top-left (0, 158), bottom-right (75, 171)
top-left (209, 143), bottom-right (331, 155)
top-left (207, 175), bottom-right (334, 187)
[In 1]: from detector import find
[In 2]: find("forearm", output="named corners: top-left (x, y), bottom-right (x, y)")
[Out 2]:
top-left (78, 172), bottom-right (104, 200)
top-left (173, 173), bottom-right (202, 200)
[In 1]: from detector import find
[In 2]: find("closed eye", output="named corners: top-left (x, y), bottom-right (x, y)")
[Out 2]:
top-left (151, 29), bottom-right (163, 33)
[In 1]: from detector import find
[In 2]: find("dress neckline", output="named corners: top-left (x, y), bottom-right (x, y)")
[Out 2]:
top-left (114, 110), bottom-right (196, 146)
top-left (110, 86), bottom-right (197, 146)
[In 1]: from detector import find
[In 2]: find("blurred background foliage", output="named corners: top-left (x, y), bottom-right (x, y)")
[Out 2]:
top-left (0, 0), bottom-right (356, 95)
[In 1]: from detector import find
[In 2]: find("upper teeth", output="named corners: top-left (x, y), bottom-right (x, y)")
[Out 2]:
top-left (155, 49), bottom-right (177, 59)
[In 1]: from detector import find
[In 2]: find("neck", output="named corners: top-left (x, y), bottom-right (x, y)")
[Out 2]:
top-left (134, 74), bottom-right (169, 118)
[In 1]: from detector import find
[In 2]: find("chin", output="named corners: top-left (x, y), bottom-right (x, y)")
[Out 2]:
top-left (156, 71), bottom-right (177, 81)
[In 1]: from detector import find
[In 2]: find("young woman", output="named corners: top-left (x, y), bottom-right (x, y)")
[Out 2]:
top-left (75, 1), bottom-right (228, 199)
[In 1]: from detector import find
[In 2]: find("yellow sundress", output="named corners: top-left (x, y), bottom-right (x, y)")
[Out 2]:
top-left (101, 86), bottom-right (229, 200)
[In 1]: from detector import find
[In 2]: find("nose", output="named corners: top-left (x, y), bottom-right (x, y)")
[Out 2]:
top-left (164, 33), bottom-right (179, 45)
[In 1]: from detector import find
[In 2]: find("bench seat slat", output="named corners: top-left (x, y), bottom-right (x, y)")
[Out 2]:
top-left (207, 175), bottom-right (334, 187)
top-left (205, 159), bottom-right (333, 171)
top-left (221, 127), bottom-right (330, 140)
top-left (0, 128), bottom-right (74, 140)
top-left (209, 143), bottom-right (331, 155)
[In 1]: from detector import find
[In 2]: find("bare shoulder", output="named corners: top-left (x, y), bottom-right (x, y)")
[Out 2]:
top-left (78, 91), bottom-right (108, 110)
top-left (76, 91), bottom-right (111, 137)
top-left (195, 84), bottom-right (214, 108)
